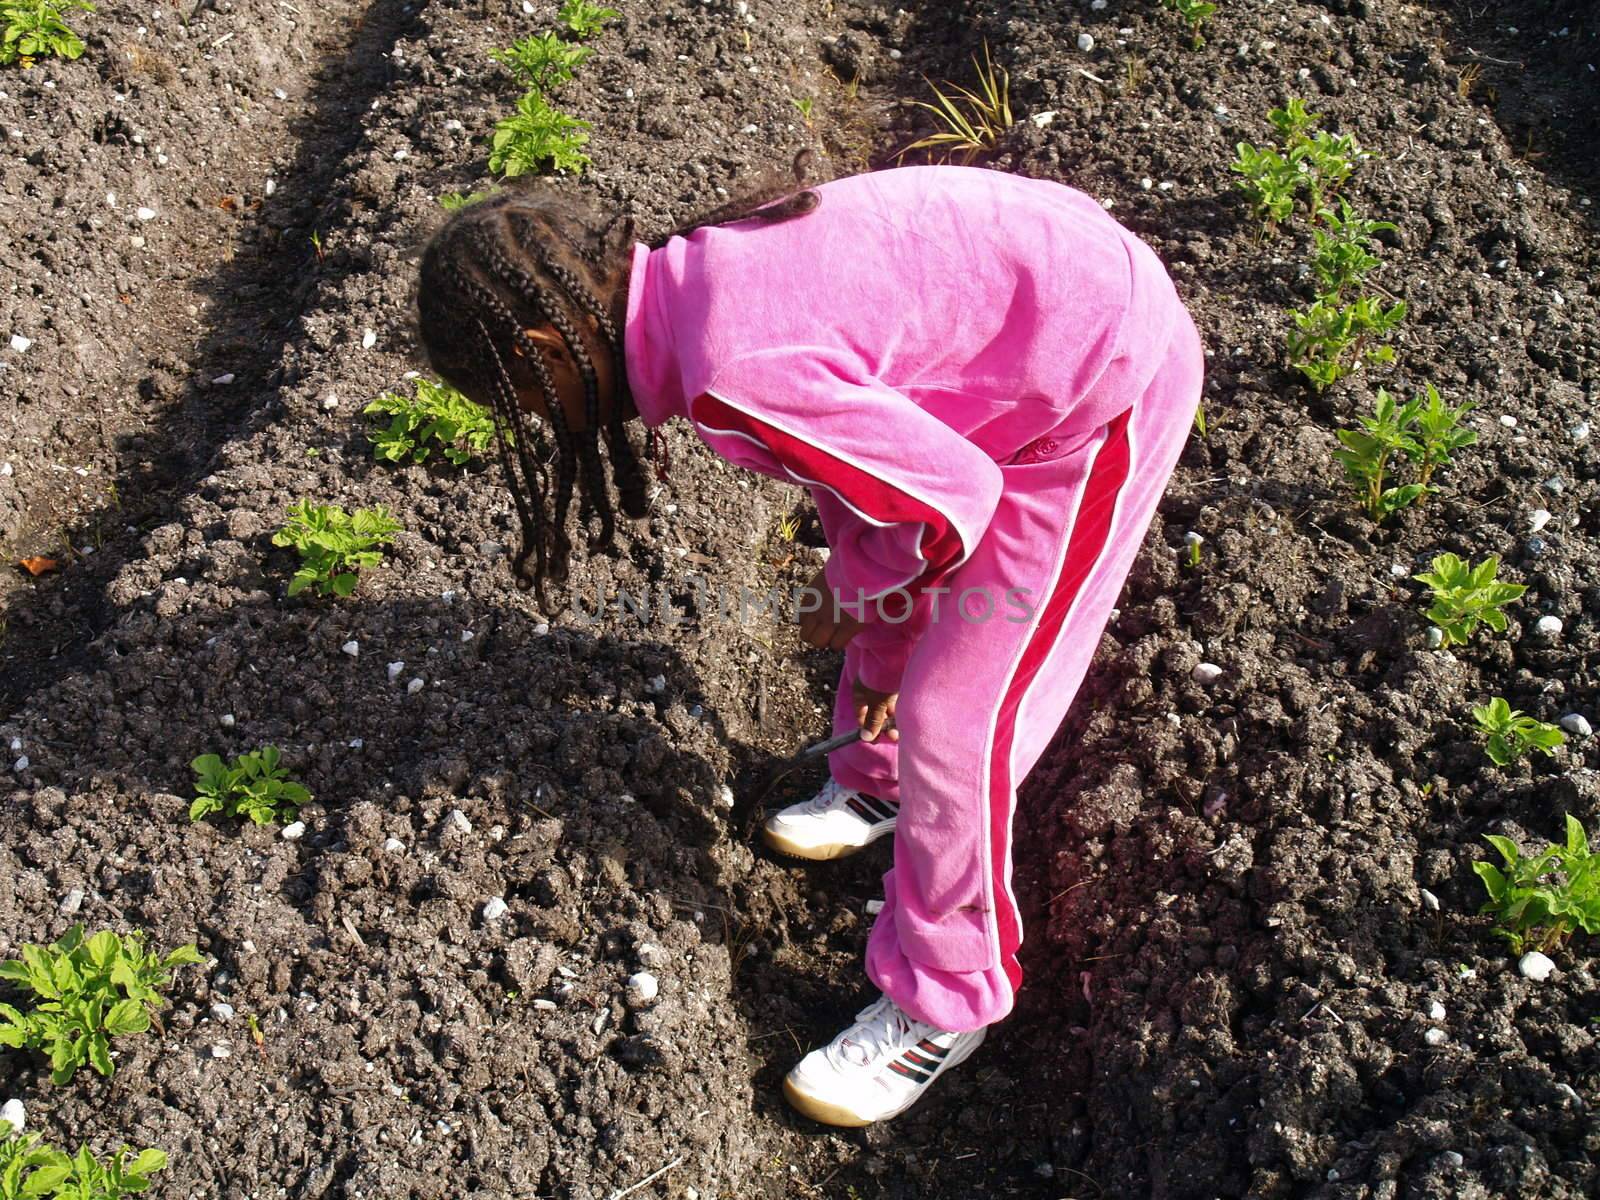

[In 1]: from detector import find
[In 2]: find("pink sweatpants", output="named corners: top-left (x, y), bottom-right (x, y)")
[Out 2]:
top-left (826, 313), bottom-right (1204, 1032)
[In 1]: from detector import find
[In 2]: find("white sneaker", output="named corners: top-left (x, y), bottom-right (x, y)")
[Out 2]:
top-left (783, 994), bottom-right (987, 1127)
top-left (761, 778), bottom-right (898, 861)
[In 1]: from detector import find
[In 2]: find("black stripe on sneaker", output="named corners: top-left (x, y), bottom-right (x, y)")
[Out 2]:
top-left (845, 798), bottom-right (877, 822)
top-left (888, 1059), bottom-right (932, 1084)
top-left (858, 795), bottom-right (897, 823)
top-left (916, 1039), bottom-right (949, 1059)
top-left (904, 1049), bottom-right (940, 1070)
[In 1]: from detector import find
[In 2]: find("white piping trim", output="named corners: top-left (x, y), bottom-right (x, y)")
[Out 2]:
top-left (697, 387), bottom-right (983, 575)
top-left (975, 424), bottom-right (1110, 1001)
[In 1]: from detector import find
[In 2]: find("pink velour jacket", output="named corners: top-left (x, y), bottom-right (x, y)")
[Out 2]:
top-left (623, 165), bottom-right (1188, 688)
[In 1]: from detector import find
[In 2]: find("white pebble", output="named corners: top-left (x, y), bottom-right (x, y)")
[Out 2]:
top-left (211, 373), bottom-right (235, 385)
top-left (59, 888), bottom-right (85, 915)
top-left (1077, 32), bottom-right (1095, 51)
top-left (1426, 627), bottom-right (1445, 650)
top-left (647, 674), bottom-right (666, 693)
top-left (1530, 509), bottom-right (1551, 533)
top-left (1029, 110), bottom-right (1057, 128)
top-left (626, 971), bottom-right (659, 1005)
top-left (348, 738), bottom-right (363, 750)
top-left (280, 821), bottom-right (306, 841)
top-left (1559, 713), bottom-right (1591, 737)
top-left (386, 661), bottom-right (405, 682)
top-left (1091, 0), bottom-right (1107, 8)
top-left (1427, 1000), bottom-right (1446, 1021)
top-left (1423, 1028), bottom-right (1448, 1046)
top-left (0, 1098), bottom-right (25, 1133)
top-left (1519, 951), bottom-right (1555, 982)
top-left (1191, 662), bottom-right (1223, 685)
top-left (1499, 414), bottom-right (1517, 428)
top-left (532, 998), bottom-right (557, 1011)
top-left (361, 329), bottom-right (377, 350)
top-left (341, 640), bottom-right (360, 658)
top-left (273, 88), bottom-right (287, 100)
top-left (136, 207), bottom-right (157, 221)
top-left (211, 1002), bottom-right (235, 1022)
top-left (533, 622), bottom-right (549, 636)
top-left (8, 334), bottom-right (30, 353)
top-left (482, 896), bottom-right (509, 922)
top-left (322, 394), bottom-right (339, 411)
top-left (1571, 421), bottom-right (1590, 442)
top-left (12, 756), bottom-right (28, 772)
top-left (460, 629), bottom-right (474, 642)
top-left (407, 677), bottom-right (425, 695)
top-left (217, 712), bottom-right (236, 731)
top-left (1440, 1151), bottom-right (1464, 1168)
top-left (449, 809), bottom-right (472, 834)
top-left (265, 178), bottom-right (277, 197)
top-left (1535, 615), bottom-right (1563, 638)
top-left (716, 784), bottom-right (735, 809)
top-left (865, 898), bottom-right (885, 915)
top-left (210, 1044), bottom-right (231, 1059)
top-left (383, 837), bottom-right (406, 854)
top-left (1420, 888), bottom-right (1439, 911)
top-left (444, 118), bottom-right (464, 132)
top-left (638, 943), bottom-right (669, 968)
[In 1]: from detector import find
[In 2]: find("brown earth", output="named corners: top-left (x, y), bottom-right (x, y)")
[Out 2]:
top-left (1, 1), bottom-right (1597, 1198)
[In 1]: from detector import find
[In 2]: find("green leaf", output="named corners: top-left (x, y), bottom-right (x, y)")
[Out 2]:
top-left (103, 998), bottom-right (150, 1035)
top-left (23, 1165), bottom-right (72, 1194)
top-left (1473, 861), bottom-right (1507, 903)
top-left (1567, 815), bottom-right (1590, 859)
top-left (87, 1032), bottom-right (114, 1077)
top-left (128, 1148), bottom-right (168, 1177)
top-left (1484, 835), bottom-right (1522, 868)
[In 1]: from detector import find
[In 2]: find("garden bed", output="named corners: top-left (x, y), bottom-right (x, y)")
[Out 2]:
top-left (1, 0), bottom-right (1597, 1197)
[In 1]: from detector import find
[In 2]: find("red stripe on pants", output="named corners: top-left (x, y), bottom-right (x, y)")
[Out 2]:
top-left (986, 410), bottom-right (1134, 989)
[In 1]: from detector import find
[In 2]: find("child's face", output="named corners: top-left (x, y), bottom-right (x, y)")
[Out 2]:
top-left (515, 313), bottom-right (619, 432)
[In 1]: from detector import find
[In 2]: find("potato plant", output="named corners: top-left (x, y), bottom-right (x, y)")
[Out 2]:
top-left (1231, 99), bottom-right (1368, 230)
top-left (0, 0), bottom-right (93, 67)
top-left (557, 0), bottom-right (619, 39)
top-left (365, 378), bottom-right (497, 466)
top-left (489, 91), bottom-right (591, 177)
top-left (1311, 201), bottom-right (1394, 296)
top-left (1471, 699), bottom-right (1565, 767)
top-left (1158, 0), bottom-right (1216, 49)
top-left (491, 31), bottom-right (591, 89)
top-left (1333, 384), bottom-right (1475, 520)
top-left (0, 928), bottom-right (203, 1085)
top-left (1474, 816), bottom-right (1600, 954)
top-left (1413, 553), bottom-right (1524, 648)
top-left (272, 500), bottom-right (402, 598)
top-left (190, 746), bottom-right (308, 826)
top-left (1285, 293), bottom-right (1406, 391)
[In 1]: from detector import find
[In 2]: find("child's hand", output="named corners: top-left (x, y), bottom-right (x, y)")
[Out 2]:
top-left (852, 681), bottom-right (899, 743)
top-left (798, 566), bottom-right (865, 650)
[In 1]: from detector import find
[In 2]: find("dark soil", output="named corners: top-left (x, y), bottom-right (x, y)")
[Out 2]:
top-left (2, 1), bottom-right (1598, 1199)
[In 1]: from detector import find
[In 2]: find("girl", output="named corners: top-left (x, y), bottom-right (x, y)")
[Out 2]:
top-left (416, 164), bottom-right (1203, 1128)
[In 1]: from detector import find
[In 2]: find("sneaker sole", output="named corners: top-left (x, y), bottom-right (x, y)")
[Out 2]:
top-left (782, 1026), bottom-right (987, 1127)
top-left (761, 821), bottom-right (895, 861)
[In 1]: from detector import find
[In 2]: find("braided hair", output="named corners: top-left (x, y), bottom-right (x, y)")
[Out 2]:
top-left (417, 155), bottom-right (819, 611)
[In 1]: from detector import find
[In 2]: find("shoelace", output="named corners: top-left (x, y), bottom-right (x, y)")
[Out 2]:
top-left (803, 778), bottom-right (848, 814)
top-left (837, 996), bottom-right (919, 1066)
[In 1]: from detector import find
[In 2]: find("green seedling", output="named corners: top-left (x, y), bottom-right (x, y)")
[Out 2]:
top-left (1311, 201), bottom-right (1395, 296)
top-left (39, 1144), bottom-right (166, 1200)
top-left (1160, 0), bottom-right (1216, 49)
top-left (1473, 815), bottom-right (1600, 954)
top-left (309, 230), bottom-right (324, 265)
top-left (1232, 99), bottom-right (1368, 230)
top-left (272, 500), bottom-right (402, 598)
top-left (190, 746), bottom-right (309, 826)
top-left (1413, 553), bottom-right (1524, 648)
top-left (438, 189), bottom-right (497, 212)
top-left (0, 927), bottom-right (203, 1086)
top-left (1230, 141), bottom-right (1300, 228)
top-left (900, 43), bottom-right (1012, 166)
top-left (557, 0), bottom-right (619, 38)
top-left (1285, 293), bottom-right (1406, 391)
top-left (1296, 129), bottom-right (1364, 218)
top-left (1472, 698), bottom-right (1566, 767)
top-left (791, 96), bottom-right (815, 124)
top-left (364, 378), bottom-right (497, 467)
top-left (0, 0), bottom-right (94, 67)
top-left (489, 91), bottom-right (591, 177)
top-left (2, 1118), bottom-right (70, 1200)
top-left (1333, 384), bottom-right (1474, 520)
top-left (1267, 97), bottom-right (1318, 142)
top-left (490, 32), bottom-right (592, 90)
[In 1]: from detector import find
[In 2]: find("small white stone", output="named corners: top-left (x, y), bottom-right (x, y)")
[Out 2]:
top-left (59, 888), bottom-right (85, 915)
top-left (1091, 0), bottom-right (1107, 8)
top-left (1499, 414), bottom-right (1518, 428)
top-left (1427, 1000), bottom-right (1446, 1021)
top-left (387, 661), bottom-right (405, 682)
top-left (211, 1002), bottom-right (235, 1022)
top-left (1077, 32), bottom-right (1095, 51)
top-left (626, 971), bottom-right (659, 1005)
top-left (1559, 713), bottom-right (1591, 737)
top-left (444, 119), bottom-right (463, 133)
top-left (1440, 1151), bottom-right (1464, 1168)
top-left (533, 623), bottom-right (549, 636)
top-left (1529, 508), bottom-right (1551, 533)
top-left (348, 738), bottom-right (363, 750)
top-left (280, 821), bottom-right (306, 841)
top-left (0, 464), bottom-right (11, 477)
top-left (341, 640), bottom-right (360, 658)
top-left (322, 394), bottom-right (339, 410)
top-left (532, 998), bottom-right (557, 1010)
top-left (1535, 615), bottom-right (1563, 638)
top-left (1423, 1027), bottom-right (1448, 1046)
top-left (392, 149), bottom-right (409, 161)
top-left (1420, 888), bottom-right (1440, 911)
top-left (865, 898), bottom-right (885, 915)
top-left (460, 630), bottom-right (474, 642)
top-left (361, 329), bottom-right (377, 350)
top-left (1426, 627), bottom-right (1445, 649)
top-left (715, 784), bottom-right (735, 809)
top-left (210, 1044), bottom-right (232, 1059)
top-left (220, 713), bottom-right (235, 728)
top-left (136, 207), bottom-right (157, 221)
top-left (638, 943), bottom-right (669, 968)
top-left (265, 178), bottom-right (277, 197)
top-left (12, 756), bottom-right (28, 772)
top-left (1519, 951), bottom-right (1556, 982)
top-left (448, 809), bottom-right (472, 835)
top-left (212, 373), bottom-right (235, 385)
top-left (383, 837), bottom-right (406, 854)
top-left (0, 1098), bottom-right (25, 1133)
top-left (1571, 421), bottom-right (1590, 442)
top-left (407, 677), bottom-right (425, 695)
top-left (482, 896), bottom-right (509, 921)
top-left (8, 334), bottom-right (31, 353)
top-left (592, 1009), bottom-right (610, 1035)
top-left (1029, 110), bottom-right (1057, 128)
top-left (647, 674), bottom-right (666, 693)
top-left (1191, 662), bottom-right (1223, 685)
top-left (129, 236), bottom-right (146, 249)
top-left (273, 88), bottom-right (288, 100)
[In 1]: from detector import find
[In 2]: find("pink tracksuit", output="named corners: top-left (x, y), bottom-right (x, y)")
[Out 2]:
top-left (623, 166), bottom-right (1203, 1032)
